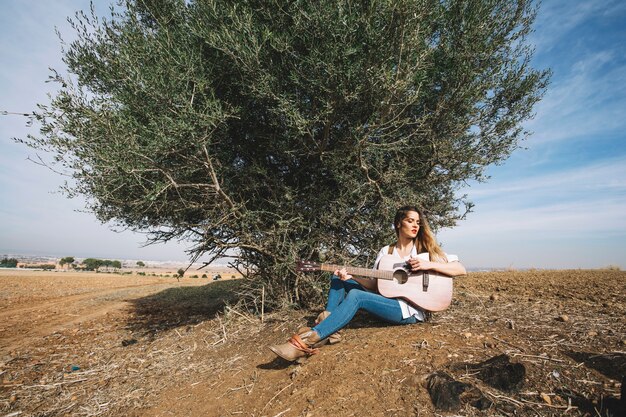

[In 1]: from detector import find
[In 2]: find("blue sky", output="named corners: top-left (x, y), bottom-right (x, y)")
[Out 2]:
top-left (1, 1), bottom-right (625, 268)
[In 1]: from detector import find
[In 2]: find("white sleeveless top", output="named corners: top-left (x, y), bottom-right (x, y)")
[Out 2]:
top-left (373, 245), bottom-right (459, 321)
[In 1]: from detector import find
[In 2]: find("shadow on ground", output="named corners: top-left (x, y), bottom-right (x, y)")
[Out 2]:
top-left (563, 351), bottom-right (626, 382)
top-left (562, 351), bottom-right (625, 416)
top-left (126, 280), bottom-right (244, 336)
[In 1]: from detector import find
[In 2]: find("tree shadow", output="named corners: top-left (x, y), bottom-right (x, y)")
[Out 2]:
top-left (126, 280), bottom-right (243, 337)
top-left (563, 351), bottom-right (626, 381)
top-left (561, 351), bottom-right (625, 416)
top-left (555, 385), bottom-right (624, 417)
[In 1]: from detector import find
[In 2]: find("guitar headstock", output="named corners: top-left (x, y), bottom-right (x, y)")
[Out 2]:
top-left (296, 260), bottom-right (321, 272)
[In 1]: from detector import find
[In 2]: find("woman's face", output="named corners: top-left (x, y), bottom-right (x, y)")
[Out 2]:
top-left (398, 210), bottom-right (420, 239)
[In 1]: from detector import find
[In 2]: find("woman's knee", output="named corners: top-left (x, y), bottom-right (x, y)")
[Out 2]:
top-left (344, 288), bottom-right (368, 305)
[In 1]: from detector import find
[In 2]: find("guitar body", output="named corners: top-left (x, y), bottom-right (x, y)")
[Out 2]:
top-left (375, 255), bottom-right (453, 312)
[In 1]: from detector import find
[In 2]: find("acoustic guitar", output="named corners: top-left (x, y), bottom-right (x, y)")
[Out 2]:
top-left (297, 254), bottom-right (453, 312)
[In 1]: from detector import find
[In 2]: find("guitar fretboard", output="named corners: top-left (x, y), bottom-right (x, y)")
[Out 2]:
top-left (318, 264), bottom-right (395, 281)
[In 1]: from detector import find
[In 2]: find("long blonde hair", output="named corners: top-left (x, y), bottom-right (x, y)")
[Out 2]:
top-left (393, 205), bottom-right (447, 262)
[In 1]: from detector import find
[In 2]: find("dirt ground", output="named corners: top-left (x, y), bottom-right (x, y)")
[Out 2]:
top-left (0, 268), bottom-right (624, 416)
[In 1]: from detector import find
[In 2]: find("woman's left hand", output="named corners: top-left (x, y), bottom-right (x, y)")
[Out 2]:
top-left (407, 257), bottom-right (433, 272)
top-left (334, 268), bottom-right (353, 281)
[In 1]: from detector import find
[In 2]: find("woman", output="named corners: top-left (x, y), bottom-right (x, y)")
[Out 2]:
top-left (269, 205), bottom-right (466, 361)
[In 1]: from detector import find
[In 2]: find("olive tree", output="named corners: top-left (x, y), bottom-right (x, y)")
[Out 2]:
top-left (24, 0), bottom-right (549, 309)
top-left (59, 256), bottom-right (75, 268)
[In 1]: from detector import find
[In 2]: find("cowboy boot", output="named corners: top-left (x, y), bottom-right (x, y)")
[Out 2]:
top-left (314, 310), bottom-right (342, 344)
top-left (314, 310), bottom-right (331, 325)
top-left (269, 327), bottom-right (326, 362)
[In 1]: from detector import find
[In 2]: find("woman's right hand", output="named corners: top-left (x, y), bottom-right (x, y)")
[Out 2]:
top-left (334, 268), bottom-right (353, 281)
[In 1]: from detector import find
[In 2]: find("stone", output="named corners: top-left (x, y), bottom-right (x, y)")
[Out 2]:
top-left (121, 338), bottom-right (137, 347)
top-left (426, 371), bottom-right (492, 412)
top-left (540, 392), bottom-right (552, 405)
top-left (426, 372), bottom-right (471, 411)
top-left (471, 354), bottom-right (526, 392)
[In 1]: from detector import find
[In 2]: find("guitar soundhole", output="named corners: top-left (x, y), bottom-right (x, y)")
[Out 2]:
top-left (392, 269), bottom-right (409, 284)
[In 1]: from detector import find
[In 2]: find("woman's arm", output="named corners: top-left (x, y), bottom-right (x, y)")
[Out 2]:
top-left (407, 258), bottom-right (467, 277)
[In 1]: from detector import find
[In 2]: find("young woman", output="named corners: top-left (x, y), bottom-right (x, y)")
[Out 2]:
top-left (269, 205), bottom-right (466, 361)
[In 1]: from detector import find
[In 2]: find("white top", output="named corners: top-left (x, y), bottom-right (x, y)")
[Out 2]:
top-left (373, 245), bottom-right (459, 321)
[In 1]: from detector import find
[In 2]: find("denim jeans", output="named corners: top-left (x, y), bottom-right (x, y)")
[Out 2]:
top-left (312, 275), bottom-right (418, 339)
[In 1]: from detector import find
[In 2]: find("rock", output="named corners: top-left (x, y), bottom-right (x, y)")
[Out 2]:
top-left (426, 372), bottom-right (471, 411)
top-left (489, 294), bottom-right (499, 301)
top-left (463, 332), bottom-right (472, 339)
top-left (122, 338), bottom-right (137, 346)
top-left (540, 392), bottom-right (552, 405)
top-left (426, 372), bottom-right (492, 412)
top-left (587, 331), bottom-right (598, 337)
top-left (470, 354), bottom-right (526, 392)
top-left (557, 315), bottom-right (569, 322)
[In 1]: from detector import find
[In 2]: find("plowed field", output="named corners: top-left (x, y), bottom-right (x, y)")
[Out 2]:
top-left (1, 269), bottom-right (624, 416)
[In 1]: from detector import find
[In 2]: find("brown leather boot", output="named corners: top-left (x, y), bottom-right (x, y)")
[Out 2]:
top-left (315, 310), bottom-right (331, 325)
top-left (314, 311), bottom-right (342, 344)
top-left (269, 327), bottom-right (325, 362)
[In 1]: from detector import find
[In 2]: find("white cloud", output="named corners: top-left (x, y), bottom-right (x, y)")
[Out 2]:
top-left (530, 0), bottom-right (625, 53)
top-left (469, 156), bottom-right (626, 201)
top-left (526, 52), bottom-right (626, 145)
top-left (439, 155), bottom-right (626, 269)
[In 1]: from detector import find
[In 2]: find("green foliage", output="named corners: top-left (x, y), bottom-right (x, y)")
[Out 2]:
top-left (22, 264), bottom-right (56, 270)
top-left (136, 261), bottom-right (145, 267)
top-left (82, 258), bottom-right (122, 271)
top-left (82, 258), bottom-right (101, 271)
top-left (1, 257), bottom-right (18, 268)
top-left (59, 256), bottom-right (75, 267)
top-left (177, 268), bottom-right (185, 278)
top-left (201, 273), bottom-right (208, 278)
top-left (26, 0), bottom-right (549, 309)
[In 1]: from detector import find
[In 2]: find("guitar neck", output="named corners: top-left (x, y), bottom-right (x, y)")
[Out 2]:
top-left (318, 263), bottom-right (395, 281)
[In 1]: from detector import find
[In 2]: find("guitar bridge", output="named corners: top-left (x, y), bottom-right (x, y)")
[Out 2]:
top-left (423, 272), bottom-right (429, 292)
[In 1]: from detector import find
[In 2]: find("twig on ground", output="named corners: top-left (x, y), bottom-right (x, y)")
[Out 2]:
top-left (23, 379), bottom-right (87, 389)
top-left (511, 353), bottom-right (566, 363)
top-left (261, 286), bottom-right (265, 323)
top-left (226, 306), bottom-right (257, 324)
top-left (272, 408), bottom-right (291, 417)
top-left (519, 398), bottom-right (579, 410)
top-left (217, 314), bottom-right (227, 341)
top-left (261, 382), bottom-right (293, 414)
top-left (492, 336), bottom-right (525, 352)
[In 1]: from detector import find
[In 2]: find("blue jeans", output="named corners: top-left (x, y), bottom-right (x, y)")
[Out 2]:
top-left (312, 276), bottom-right (418, 339)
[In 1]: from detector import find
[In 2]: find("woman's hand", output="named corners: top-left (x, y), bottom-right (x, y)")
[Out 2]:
top-left (334, 268), bottom-right (353, 281)
top-left (407, 257), bottom-right (433, 272)
top-left (407, 256), bottom-right (467, 277)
